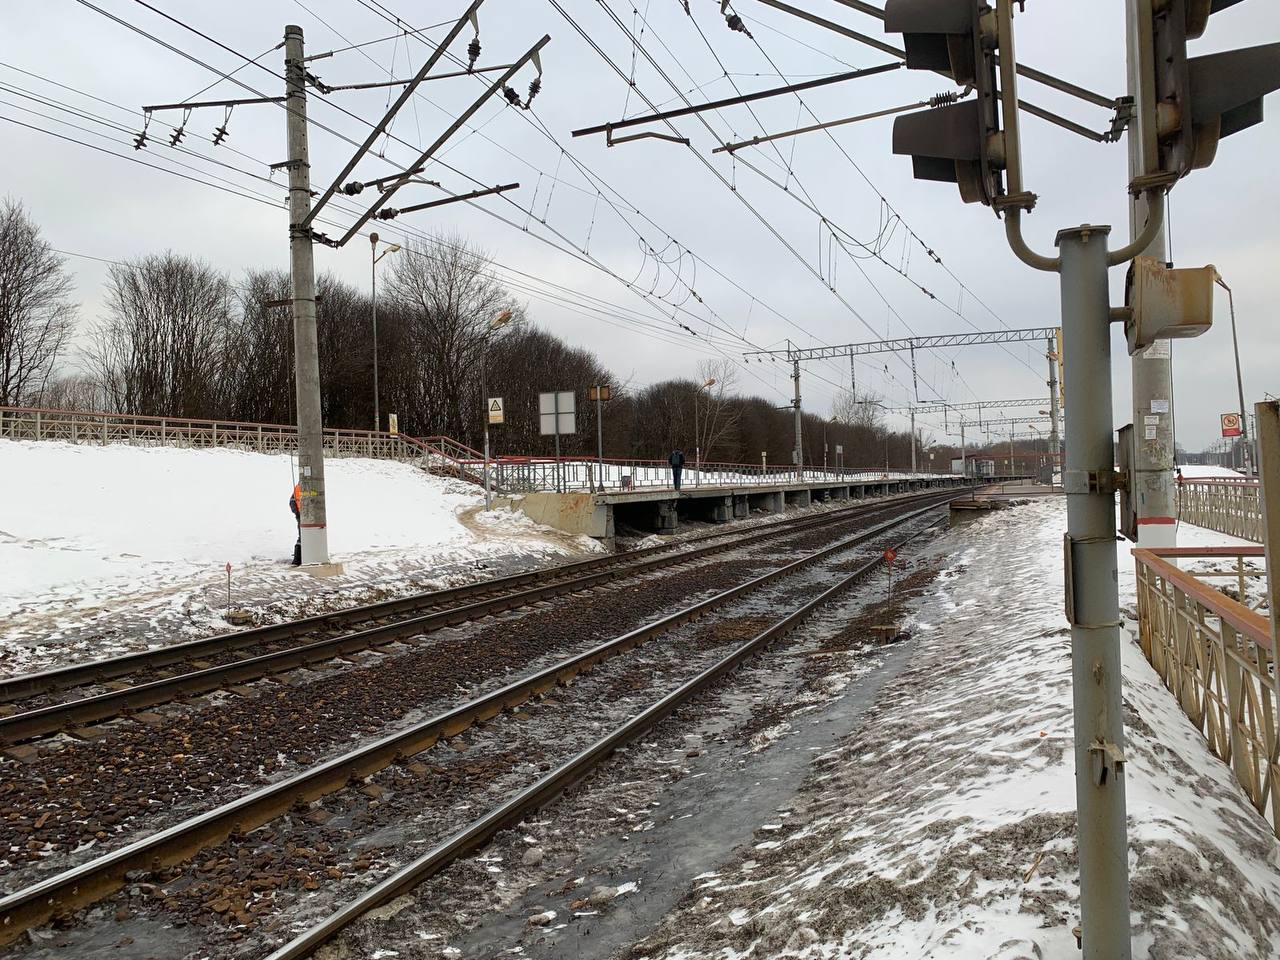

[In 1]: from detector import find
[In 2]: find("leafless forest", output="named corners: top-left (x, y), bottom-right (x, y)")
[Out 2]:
top-left (6, 200), bottom-right (960, 467)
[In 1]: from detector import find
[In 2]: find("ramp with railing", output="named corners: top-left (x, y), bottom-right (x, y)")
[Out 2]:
top-left (1177, 477), bottom-right (1263, 542)
top-left (0, 405), bottom-right (964, 496)
top-left (1133, 544), bottom-right (1278, 837)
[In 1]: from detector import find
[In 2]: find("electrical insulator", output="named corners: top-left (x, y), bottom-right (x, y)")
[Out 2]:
top-left (212, 125), bottom-right (229, 146)
top-left (524, 77), bottom-right (542, 109)
top-left (726, 14), bottom-right (753, 39)
top-left (341, 181), bottom-right (365, 196)
top-left (467, 37), bottom-right (481, 72)
top-left (169, 126), bottom-right (186, 147)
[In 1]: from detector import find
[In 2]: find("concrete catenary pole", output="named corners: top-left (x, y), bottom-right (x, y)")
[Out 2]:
top-left (960, 419), bottom-right (966, 477)
top-left (285, 25), bottom-right (329, 565)
top-left (791, 353), bottom-right (803, 480)
top-left (1048, 335), bottom-right (1062, 474)
top-left (1127, 0), bottom-right (1176, 546)
top-left (1057, 224), bottom-right (1132, 958)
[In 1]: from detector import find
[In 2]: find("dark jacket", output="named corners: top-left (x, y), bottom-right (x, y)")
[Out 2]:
top-left (669, 450), bottom-right (686, 469)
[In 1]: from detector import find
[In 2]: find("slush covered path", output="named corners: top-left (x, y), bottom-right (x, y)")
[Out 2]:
top-left (617, 498), bottom-right (1280, 959)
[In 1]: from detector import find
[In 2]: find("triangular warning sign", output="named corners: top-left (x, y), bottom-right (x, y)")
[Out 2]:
top-left (490, 400), bottom-right (502, 411)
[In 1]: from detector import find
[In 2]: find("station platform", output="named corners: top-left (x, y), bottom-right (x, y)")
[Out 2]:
top-left (495, 474), bottom-right (1032, 541)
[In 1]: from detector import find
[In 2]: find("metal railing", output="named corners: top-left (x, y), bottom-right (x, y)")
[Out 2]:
top-left (0, 405), bottom-right (967, 495)
top-left (1177, 477), bottom-right (1263, 542)
top-left (484, 455), bottom-right (959, 494)
top-left (1133, 545), bottom-right (1278, 837)
top-left (0, 405), bottom-right (422, 462)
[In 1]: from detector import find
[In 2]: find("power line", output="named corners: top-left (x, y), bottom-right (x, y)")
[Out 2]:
top-left (553, 0), bottom-right (974, 410)
top-left (343, 0), bottom-right (903, 410)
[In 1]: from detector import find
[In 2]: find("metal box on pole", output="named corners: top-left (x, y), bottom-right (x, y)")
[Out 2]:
top-left (1123, 256), bottom-right (1215, 354)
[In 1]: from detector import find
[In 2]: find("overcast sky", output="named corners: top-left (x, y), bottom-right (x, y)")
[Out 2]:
top-left (3, 0), bottom-right (1278, 451)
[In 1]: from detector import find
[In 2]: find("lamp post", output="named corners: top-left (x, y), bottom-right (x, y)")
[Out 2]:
top-left (369, 232), bottom-right (400, 432)
top-left (482, 309), bottom-right (514, 511)
top-left (1028, 423), bottom-right (1043, 477)
top-left (693, 377), bottom-right (716, 487)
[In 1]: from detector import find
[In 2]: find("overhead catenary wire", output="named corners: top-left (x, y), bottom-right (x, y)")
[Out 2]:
top-left (343, 0), bottom-right (897, 405)
top-left (553, 0), bottom-right (981, 408)
top-left (49, 1), bottom-right (951, 416)
top-left (62, 3), bottom-right (774, 375)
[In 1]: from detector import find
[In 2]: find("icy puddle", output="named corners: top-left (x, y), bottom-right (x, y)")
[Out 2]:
top-left (626, 497), bottom-right (1280, 960)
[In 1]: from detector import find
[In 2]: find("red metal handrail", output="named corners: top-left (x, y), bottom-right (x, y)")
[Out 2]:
top-left (1132, 545), bottom-right (1270, 649)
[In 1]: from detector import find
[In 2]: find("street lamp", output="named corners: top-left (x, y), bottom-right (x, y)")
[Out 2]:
top-left (482, 309), bottom-right (514, 511)
top-left (1028, 423), bottom-right (1043, 477)
top-left (693, 377), bottom-right (716, 487)
top-left (370, 232), bottom-right (400, 432)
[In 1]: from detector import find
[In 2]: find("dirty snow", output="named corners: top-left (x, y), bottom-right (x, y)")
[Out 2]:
top-left (631, 498), bottom-right (1280, 960)
top-left (0, 440), bottom-right (597, 670)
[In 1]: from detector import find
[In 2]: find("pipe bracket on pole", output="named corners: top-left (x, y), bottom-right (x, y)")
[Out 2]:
top-left (1089, 738), bottom-right (1126, 786)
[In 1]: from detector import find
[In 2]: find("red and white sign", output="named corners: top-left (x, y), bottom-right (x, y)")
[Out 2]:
top-left (1220, 413), bottom-right (1242, 438)
top-left (883, 548), bottom-right (897, 564)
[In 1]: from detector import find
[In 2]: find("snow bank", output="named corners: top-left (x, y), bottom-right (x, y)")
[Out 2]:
top-left (632, 499), bottom-right (1280, 960)
top-left (1177, 464), bottom-right (1246, 479)
top-left (0, 439), bottom-right (550, 619)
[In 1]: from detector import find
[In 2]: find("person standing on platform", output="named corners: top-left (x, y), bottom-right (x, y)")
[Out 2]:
top-left (669, 449), bottom-right (686, 491)
top-left (289, 482), bottom-right (302, 566)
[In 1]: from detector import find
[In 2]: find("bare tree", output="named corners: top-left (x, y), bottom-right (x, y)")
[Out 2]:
top-left (85, 253), bottom-right (234, 417)
top-left (694, 358), bottom-right (741, 461)
top-left (37, 374), bottom-right (101, 411)
top-left (831, 386), bottom-right (883, 431)
top-left (0, 199), bottom-right (77, 405)
top-left (383, 231), bottom-right (522, 440)
top-left (224, 269), bottom-right (295, 424)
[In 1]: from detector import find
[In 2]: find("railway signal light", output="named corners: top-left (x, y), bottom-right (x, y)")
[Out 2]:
top-left (1149, 0), bottom-right (1280, 178)
top-left (885, 0), bottom-right (1004, 206)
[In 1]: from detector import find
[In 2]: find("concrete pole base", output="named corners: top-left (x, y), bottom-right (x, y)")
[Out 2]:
top-left (299, 562), bottom-right (345, 579)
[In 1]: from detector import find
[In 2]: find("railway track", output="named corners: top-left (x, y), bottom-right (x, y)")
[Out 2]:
top-left (0, 492), bottom-right (957, 948)
top-left (0, 487), bottom-right (957, 745)
top-left (264, 513), bottom-right (945, 960)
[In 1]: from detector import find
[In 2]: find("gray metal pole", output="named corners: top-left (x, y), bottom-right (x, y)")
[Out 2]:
top-left (1256, 402), bottom-right (1280, 672)
top-left (482, 339), bottom-right (491, 511)
top-left (696, 389), bottom-right (706, 488)
top-left (1223, 285), bottom-right (1253, 476)
top-left (1048, 335), bottom-right (1062, 475)
top-left (596, 393), bottom-right (604, 486)
top-left (792, 356), bottom-right (803, 479)
top-left (960, 420), bottom-right (966, 477)
top-left (370, 234), bottom-right (380, 433)
top-left (285, 25), bottom-right (329, 566)
top-left (910, 408), bottom-right (917, 474)
top-left (1057, 224), bottom-right (1132, 959)
top-left (1126, 0), bottom-right (1176, 547)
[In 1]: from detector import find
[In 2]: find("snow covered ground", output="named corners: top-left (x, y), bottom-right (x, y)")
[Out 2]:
top-left (0, 440), bottom-right (598, 673)
top-left (631, 497), bottom-right (1280, 960)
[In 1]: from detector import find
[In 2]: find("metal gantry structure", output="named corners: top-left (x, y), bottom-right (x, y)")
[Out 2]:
top-left (744, 327), bottom-right (1060, 476)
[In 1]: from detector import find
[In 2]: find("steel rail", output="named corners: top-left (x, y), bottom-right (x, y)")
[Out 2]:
top-left (264, 514), bottom-right (946, 959)
top-left (0, 486), bottom-right (951, 708)
top-left (0, 495), bottom-right (954, 745)
top-left (0, 495), bottom-right (955, 944)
